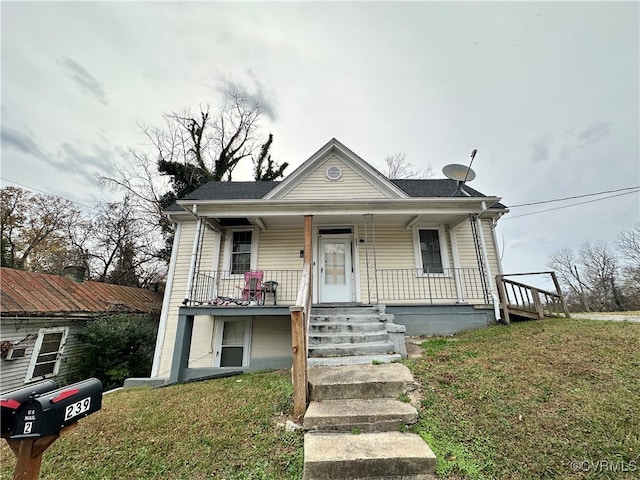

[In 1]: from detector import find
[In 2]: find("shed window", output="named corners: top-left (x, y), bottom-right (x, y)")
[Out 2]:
top-left (25, 327), bottom-right (68, 382)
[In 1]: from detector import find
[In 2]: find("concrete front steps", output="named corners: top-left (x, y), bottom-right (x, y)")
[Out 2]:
top-left (308, 306), bottom-right (405, 367)
top-left (302, 363), bottom-right (436, 480)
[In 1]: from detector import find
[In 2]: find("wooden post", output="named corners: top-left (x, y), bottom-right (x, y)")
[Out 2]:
top-left (550, 271), bottom-right (571, 318)
top-left (531, 287), bottom-right (544, 319)
top-left (304, 216), bottom-right (313, 264)
top-left (495, 275), bottom-right (511, 325)
top-left (6, 425), bottom-right (73, 480)
top-left (304, 215), bottom-right (313, 335)
top-left (290, 306), bottom-right (307, 417)
top-left (290, 215), bottom-right (313, 418)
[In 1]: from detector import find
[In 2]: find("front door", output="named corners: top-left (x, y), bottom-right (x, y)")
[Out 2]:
top-left (319, 237), bottom-right (352, 303)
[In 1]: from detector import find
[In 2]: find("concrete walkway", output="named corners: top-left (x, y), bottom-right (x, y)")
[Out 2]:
top-left (571, 312), bottom-right (640, 323)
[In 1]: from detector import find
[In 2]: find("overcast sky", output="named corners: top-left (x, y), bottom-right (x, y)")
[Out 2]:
top-left (2, 1), bottom-right (639, 279)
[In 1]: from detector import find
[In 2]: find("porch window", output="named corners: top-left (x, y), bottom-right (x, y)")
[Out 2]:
top-left (413, 226), bottom-right (449, 275)
top-left (25, 327), bottom-right (68, 382)
top-left (224, 228), bottom-right (258, 276)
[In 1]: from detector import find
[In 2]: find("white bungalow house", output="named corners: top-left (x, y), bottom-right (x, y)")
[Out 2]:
top-left (150, 138), bottom-right (508, 383)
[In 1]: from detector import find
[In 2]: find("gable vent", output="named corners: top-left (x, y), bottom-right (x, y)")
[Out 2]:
top-left (325, 166), bottom-right (342, 180)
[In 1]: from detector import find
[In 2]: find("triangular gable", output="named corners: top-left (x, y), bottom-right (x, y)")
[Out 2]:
top-left (263, 138), bottom-right (409, 200)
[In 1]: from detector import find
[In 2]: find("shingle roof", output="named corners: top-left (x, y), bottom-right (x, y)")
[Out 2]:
top-left (169, 178), bottom-right (506, 209)
top-left (0, 268), bottom-right (163, 316)
top-left (182, 181), bottom-right (280, 201)
top-left (390, 179), bottom-right (483, 197)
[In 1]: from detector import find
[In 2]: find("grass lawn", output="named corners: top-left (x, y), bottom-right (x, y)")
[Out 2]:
top-left (0, 371), bottom-right (304, 480)
top-left (2, 318), bottom-right (638, 479)
top-left (406, 317), bottom-right (640, 479)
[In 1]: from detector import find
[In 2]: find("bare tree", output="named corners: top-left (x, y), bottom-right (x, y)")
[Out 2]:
top-left (616, 223), bottom-right (640, 308)
top-left (87, 196), bottom-right (163, 287)
top-left (547, 247), bottom-right (591, 311)
top-left (378, 152), bottom-right (433, 179)
top-left (579, 241), bottom-right (622, 311)
top-left (102, 84), bottom-right (274, 266)
top-left (549, 239), bottom-right (629, 312)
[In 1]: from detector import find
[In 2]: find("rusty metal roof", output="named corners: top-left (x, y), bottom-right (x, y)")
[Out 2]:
top-left (0, 268), bottom-right (163, 316)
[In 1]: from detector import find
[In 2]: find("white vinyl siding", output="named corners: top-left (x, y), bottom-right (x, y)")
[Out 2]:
top-left (188, 315), bottom-right (215, 368)
top-left (157, 221), bottom-right (199, 377)
top-left (451, 218), bottom-right (499, 297)
top-left (251, 317), bottom-right (292, 358)
top-left (282, 156), bottom-right (388, 200)
top-left (256, 228), bottom-right (305, 270)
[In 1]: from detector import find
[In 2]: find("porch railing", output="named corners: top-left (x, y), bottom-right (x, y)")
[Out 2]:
top-left (190, 270), bottom-right (302, 305)
top-left (375, 267), bottom-right (489, 304)
top-left (188, 267), bottom-right (489, 306)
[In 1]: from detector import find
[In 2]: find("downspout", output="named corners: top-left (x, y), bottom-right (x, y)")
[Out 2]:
top-left (151, 221), bottom-right (182, 378)
top-left (476, 202), bottom-right (500, 320)
top-left (185, 205), bottom-right (202, 304)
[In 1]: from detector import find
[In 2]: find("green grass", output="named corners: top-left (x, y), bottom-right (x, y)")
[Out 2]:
top-left (1, 371), bottom-right (303, 480)
top-left (405, 318), bottom-right (640, 479)
top-left (3, 319), bottom-right (638, 480)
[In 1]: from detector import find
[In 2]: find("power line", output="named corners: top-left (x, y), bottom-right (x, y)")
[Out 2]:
top-left (509, 185), bottom-right (640, 207)
top-left (0, 177), bottom-right (99, 210)
top-left (503, 189), bottom-right (640, 220)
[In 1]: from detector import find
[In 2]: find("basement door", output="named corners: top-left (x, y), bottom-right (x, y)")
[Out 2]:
top-left (213, 318), bottom-right (251, 367)
top-left (318, 236), bottom-right (352, 303)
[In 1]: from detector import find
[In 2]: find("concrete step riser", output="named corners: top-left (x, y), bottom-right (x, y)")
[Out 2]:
top-left (309, 323), bottom-right (385, 334)
top-left (302, 432), bottom-right (436, 479)
top-left (307, 354), bottom-right (401, 367)
top-left (304, 399), bottom-right (418, 432)
top-left (309, 380), bottom-right (407, 400)
top-left (312, 307), bottom-right (382, 315)
top-left (311, 314), bottom-right (384, 324)
top-left (308, 364), bottom-right (413, 400)
top-left (309, 332), bottom-right (390, 345)
top-left (308, 342), bottom-right (395, 358)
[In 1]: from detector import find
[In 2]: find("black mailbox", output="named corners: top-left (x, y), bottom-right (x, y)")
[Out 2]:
top-left (1, 380), bottom-right (58, 436)
top-left (10, 378), bottom-right (103, 439)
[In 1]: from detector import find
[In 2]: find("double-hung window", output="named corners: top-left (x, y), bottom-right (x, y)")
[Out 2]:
top-left (25, 327), bottom-right (68, 382)
top-left (225, 229), bottom-right (257, 276)
top-left (413, 226), bottom-right (449, 275)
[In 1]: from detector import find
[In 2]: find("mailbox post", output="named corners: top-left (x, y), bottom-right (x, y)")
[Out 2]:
top-left (1, 378), bottom-right (103, 480)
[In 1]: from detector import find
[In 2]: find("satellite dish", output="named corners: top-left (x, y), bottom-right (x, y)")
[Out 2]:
top-left (442, 164), bottom-right (476, 182)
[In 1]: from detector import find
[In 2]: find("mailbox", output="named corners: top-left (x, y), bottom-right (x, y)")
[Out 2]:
top-left (10, 378), bottom-right (103, 439)
top-left (1, 380), bottom-right (58, 436)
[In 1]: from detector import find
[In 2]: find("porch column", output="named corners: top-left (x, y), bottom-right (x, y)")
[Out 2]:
top-left (169, 312), bottom-right (194, 384)
top-left (449, 227), bottom-right (465, 303)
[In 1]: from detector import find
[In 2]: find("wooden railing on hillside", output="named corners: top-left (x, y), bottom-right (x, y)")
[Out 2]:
top-left (495, 272), bottom-right (570, 324)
